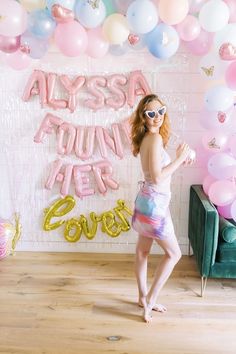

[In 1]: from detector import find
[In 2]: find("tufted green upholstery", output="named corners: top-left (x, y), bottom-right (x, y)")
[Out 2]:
top-left (188, 185), bottom-right (236, 295)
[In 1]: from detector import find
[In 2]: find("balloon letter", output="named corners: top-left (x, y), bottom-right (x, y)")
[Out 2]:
top-left (22, 69), bottom-right (47, 108)
top-left (34, 113), bottom-right (63, 143)
top-left (60, 74), bottom-right (85, 113)
top-left (127, 70), bottom-right (151, 107)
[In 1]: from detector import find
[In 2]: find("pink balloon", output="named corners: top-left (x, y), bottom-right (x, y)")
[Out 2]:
top-left (225, 61), bottom-right (236, 91)
top-left (230, 199), bottom-right (236, 222)
top-left (73, 164), bottom-right (95, 199)
top-left (119, 117), bottom-right (132, 145)
top-left (45, 159), bottom-right (73, 197)
top-left (217, 203), bottom-right (233, 218)
top-left (95, 126), bottom-right (108, 159)
top-left (22, 70), bottom-right (47, 107)
top-left (86, 27), bottom-right (109, 58)
top-left (57, 122), bottom-right (76, 155)
top-left (54, 21), bottom-right (88, 57)
top-left (208, 152), bottom-right (236, 180)
top-left (51, 4), bottom-right (74, 23)
top-left (92, 160), bottom-right (119, 195)
top-left (175, 15), bottom-right (200, 41)
top-left (127, 70), bottom-right (151, 107)
top-left (229, 133), bottom-right (236, 158)
top-left (219, 42), bottom-right (236, 61)
top-left (0, 0), bottom-right (27, 37)
top-left (202, 131), bottom-right (228, 152)
top-left (185, 29), bottom-right (213, 56)
top-left (106, 74), bottom-right (127, 110)
top-left (0, 35), bottom-right (20, 53)
top-left (209, 180), bottom-right (236, 206)
top-left (34, 113), bottom-right (63, 143)
top-left (60, 74), bottom-right (86, 112)
top-left (47, 73), bottom-right (67, 110)
top-left (6, 49), bottom-right (32, 70)
top-left (203, 174), bottom-right (217, 195)
top-left (84, 76), bottom-right (106, 111)
top-left (74, 126), bottom-right (96, 160)
top-left (224, 0), bottom-right (236, 22)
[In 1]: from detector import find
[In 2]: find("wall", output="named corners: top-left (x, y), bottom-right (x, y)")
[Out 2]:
top-left (0, 45), bottom-right (207, 254)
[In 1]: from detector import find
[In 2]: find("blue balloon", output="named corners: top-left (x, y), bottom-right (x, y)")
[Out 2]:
top-left (126, 0), bottom-right (158, 34)
top-left (75, 0), bottom-right (106, 29)
top-left (28, 10), bottom-right (56, 39)
top-left (46, 0), bottom-right (76, 11)
top-left (205, 85), bottom-right (234, 111)
top-left (145, 23), bottom-right (180, 59)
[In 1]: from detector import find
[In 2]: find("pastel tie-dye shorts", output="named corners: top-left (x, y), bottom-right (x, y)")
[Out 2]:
top-left (132, 182), bottom-right (175, 240)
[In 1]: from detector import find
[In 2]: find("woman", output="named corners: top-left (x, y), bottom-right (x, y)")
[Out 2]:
top-left (131, 94), bottom-right (192, 323)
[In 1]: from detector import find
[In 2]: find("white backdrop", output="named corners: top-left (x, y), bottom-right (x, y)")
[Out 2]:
top-left (0, 46), bottom-right (206, 254)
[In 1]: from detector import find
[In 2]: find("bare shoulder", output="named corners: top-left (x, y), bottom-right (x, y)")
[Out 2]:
top-left (149, 133), bottom-right (163, 146)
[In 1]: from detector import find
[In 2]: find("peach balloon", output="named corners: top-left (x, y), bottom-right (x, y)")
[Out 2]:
top-left (159, 0), bottom-right (189, 25)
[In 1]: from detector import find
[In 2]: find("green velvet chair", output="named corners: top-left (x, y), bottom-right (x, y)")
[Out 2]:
top-left (188, 185), bottom-right (236, 296)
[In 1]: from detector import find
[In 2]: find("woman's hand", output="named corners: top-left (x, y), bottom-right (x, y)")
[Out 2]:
top-left (176, 142), bottom-right (190, 163)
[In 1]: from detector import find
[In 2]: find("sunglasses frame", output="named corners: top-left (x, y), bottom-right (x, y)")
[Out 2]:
top-left (144, 105), bottom-right (167, 119)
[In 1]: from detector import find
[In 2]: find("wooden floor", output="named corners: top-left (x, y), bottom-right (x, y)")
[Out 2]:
top-left (0, 253), bottom-right (236, 354)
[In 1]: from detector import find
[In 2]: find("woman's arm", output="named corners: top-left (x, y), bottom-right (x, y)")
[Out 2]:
top-left (149, 134), bottom-right (190, 184)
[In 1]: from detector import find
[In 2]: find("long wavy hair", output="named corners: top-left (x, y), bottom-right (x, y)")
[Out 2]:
top-left (131, 94), bottom-right (171, 157)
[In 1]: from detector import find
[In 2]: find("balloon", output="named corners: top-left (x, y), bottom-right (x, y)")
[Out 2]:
top-left (57, 122), bottom-right (76, 155)
top-left (214, 24), bottom-right (236, 49)
top-left (199, 0), bottom-right (229, 32)
top-left (224, 0), bottom-right (236, 22)
top-left (126, 0), bottom-right (158, 34)
top-left (84, 76), bottom-right (106, 111)
top-left (185, 29), bottom-right (213, 56)
top-left (127, 70), bottom-right (151, 107)
top-left (51, 4), bottom-right (74, 23)
top-left (199, 52), bottom-right (229, 80)
top-left (20, 31), bottom-right (49, 59)
top-left (73, 164), bottom-right (95, 198)
top-left (109, 42), bottom-right (129, 56)
top-left (54, 21), bottom-right (88, 57)
top-left (219, 42), bottom-right (236, 61)
top-left (86, 27), bottom-right (109, 58)
top-left (79, 213), bottom-right (99, 240)
top-left (22, 70), bottom-right (47, 107)
top-left (20, 0), bottom-right (46, 11)
top-left (102, 14), bottom-right (129, 44)
top-left (6, 50), bottom-right (32, 70)
top-left (34, 113), bottom-right (63, 143)
top-left (47, 73), bottom-right (67, 110)
top-left (64, 218), bottom-right (82, 242)
top-left (103, 124), bottom-right (124, 159)
top-left (0, 0), bottom-right (27, 37)
top-left (95, 126), bottom-right (108, 159)
top-left (217, 203), bottom-right (233, 219)
top-left (145, 23), bottom-right (180, 59)
top-left (189, 0), bottom-right (207, 13)
top-left (45, 159), bottom-right (73, 197)
top-left (204, 85), bottom-right (234, 111)
top-left (127, 33), bottom-right (145, 50)
top-left (158, 0), bottom-right (189, 25)
top-left (101, 211), bottom-right (122, 237)
top-left (103, 0), bottom-right (116, 16)
top-left (43, 195), bottom-right (76, 231)
top-left (175, 15), bottom-right (200, 42)
top-left (0, 35), bottom-right (20, 53)
top-left (225, 61), bottom-right (236, 90)
top-left (229, 133), bottom-right (236, 158)
top-left (28, 10), bottom-right (56, 39)
top-left (92, 160), bottom-right (119, 194)
top-left (208, 180), bottom-right (236, 206)
top-left (106, 74), bottom-right (127, 110)
top-left (203, 174), bottom-right (217, 195)
top-left (199, 108), bottom-right (233, 131)
top-left (74, 126), bottom-right (96, 160)
top-left (208, 153), bottom-right (236, 179)
top-left (46, 0), bottom-right (76, 11)
top-left (230, 200), bottom-right (236, 222)
top-left (120, 117), bottom-right (132, 145)
top-left (75, 0), bottom-right (106, 29)
top-left (202, 131), bottom-right (228, 152)
top-left (60, 74), bottom-right (86, 112)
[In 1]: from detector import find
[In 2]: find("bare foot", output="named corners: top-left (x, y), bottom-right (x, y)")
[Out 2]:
top-left (138, 300), bottom-right (167, 313)
top-left (143, 306), bottom-right (152, 323)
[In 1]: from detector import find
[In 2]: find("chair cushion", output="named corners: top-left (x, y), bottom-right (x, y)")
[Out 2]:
top-left (216, 240), bottom-right (236, 262)
top-left (219, 217), bottom-right (236, 243)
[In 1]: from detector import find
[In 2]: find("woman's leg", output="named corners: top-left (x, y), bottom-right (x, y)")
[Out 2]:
top-left (135, 234), bottom-right (153, 322)
top-left (147, 233), bottom-right (182, 311)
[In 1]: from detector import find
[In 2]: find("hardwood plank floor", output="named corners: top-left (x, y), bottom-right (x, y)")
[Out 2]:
top-left (0, 253), bottom-right (235, 354)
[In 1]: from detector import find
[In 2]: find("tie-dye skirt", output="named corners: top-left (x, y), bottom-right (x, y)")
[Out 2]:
top-left (132, 182), bottom-right (175, 240)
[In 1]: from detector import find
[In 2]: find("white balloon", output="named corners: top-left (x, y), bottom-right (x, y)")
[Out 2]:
top-left (199, 0), bottom-right (230, 32)
top-left (214, 23), bottom-right (236, 49)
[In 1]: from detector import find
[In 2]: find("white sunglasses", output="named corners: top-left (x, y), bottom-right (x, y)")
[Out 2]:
top-left (144, 106), bottom-right (167, 119)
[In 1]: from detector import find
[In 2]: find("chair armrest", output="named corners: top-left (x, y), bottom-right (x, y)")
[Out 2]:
top-left (188, 185), bottom-right (219, 277)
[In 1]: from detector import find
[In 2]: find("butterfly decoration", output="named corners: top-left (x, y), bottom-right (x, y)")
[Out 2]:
top-left (208, 138), bottom-right (220, 150)
top-left (87, 0), bottom-right (100, 9)
top-left (201, 66), bottom-right (214, 77)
